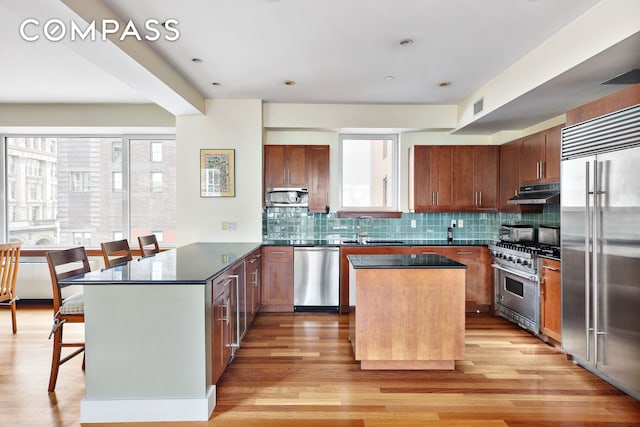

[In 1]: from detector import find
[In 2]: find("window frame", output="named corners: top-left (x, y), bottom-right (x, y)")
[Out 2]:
top-left (338, 133), bottom-right (400, 212)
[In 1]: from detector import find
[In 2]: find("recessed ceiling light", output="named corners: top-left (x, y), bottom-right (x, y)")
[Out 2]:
top-left (211, 82), bottom-right (221, 86)
top-left (283, 80), bottom-right (296, 86)
top-left (384, 75), bottom-right (394, 81)
top-left (399, 39), bottom-right (414, 46)
top-left (192, 58), bottom-right (203, 63)
top-left (439, 81), bottom-right (452, 87)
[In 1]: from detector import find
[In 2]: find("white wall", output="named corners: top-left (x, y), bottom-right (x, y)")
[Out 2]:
top-left (176, 99), bottom-right (263, 244)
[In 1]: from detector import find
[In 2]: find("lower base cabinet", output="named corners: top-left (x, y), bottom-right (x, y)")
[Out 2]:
top-left (211, 274), bottom-right (233, 384)
top-left (540, 258), bottom-right (561, 342)
top-left (260, 246), bottom-right (294, 312)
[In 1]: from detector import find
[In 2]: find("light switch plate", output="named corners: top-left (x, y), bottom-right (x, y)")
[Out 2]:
top-left (410, 220), bottom-right (416, 228)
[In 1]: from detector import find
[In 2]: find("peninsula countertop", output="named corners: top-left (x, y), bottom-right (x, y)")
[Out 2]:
top-left (347, 253), bottom-right (468, 269)
top-left (60, 242), bottom-right (262, 285)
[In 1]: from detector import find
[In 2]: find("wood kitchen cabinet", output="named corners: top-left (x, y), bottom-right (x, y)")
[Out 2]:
top-left (246, 249), bottom-right (262, 324)
top-left (410, 145), bottom-right (498, 212)
top-left (264, 145), bottom-right (307, 188)
top-left (410, 246), bottom-right (493, 313)
top-left (260, 246), bottom-right (294, 312)
top-left (211, 273), bottom-right (233, 384)
top-left (409, 146), bottom-right (454, 212)
top-left (452, 145), bottom-right (499, 211)
top-left (520, 124), bottom-right (562, 185)
top-left (499, 139), bottom-right (523, 211)
top-left (306, 145), bottom-right (330, 212)
top-left (540, 257), bottom-right (561, 342)
top-left (264, 145), bottom-right (330, 212)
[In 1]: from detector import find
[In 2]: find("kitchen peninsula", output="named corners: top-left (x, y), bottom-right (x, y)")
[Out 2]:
top-left (348, 253), bottom-right (467, 370)
top-left (59, 242), bottom-right (261, 424)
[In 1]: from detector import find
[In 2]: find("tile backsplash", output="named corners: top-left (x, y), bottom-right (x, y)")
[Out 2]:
top-left (263, 204), bottom-right (560, 242)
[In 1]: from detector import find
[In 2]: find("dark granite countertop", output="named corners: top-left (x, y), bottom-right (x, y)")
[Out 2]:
top-left (59, 242), bottom-right (262, 285)
top-left (347, 253), bottom-right (468, 269)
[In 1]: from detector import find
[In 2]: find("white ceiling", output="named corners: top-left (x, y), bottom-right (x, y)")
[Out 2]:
top-left (1, 0), bottom-right (639, 134)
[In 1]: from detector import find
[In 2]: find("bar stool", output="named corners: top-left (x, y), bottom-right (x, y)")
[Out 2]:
top-left (138, 234), bottom-right (160, 257)
top-left (45, 247), bottom-right (90, 392)
top-left (101, 239), bottom-right (133, 267)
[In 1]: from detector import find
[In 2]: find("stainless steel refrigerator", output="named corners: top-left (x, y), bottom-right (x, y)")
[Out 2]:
top-left (561, 103), bottom-right (640, 400)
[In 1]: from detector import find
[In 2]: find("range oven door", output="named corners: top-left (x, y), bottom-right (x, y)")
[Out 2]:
top-left (493, 264), bottom-right (540, 334)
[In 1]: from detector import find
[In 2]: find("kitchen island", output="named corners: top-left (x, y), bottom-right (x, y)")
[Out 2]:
top-left (59, 242), bottom-right (261, 424)
top-left (347, 253), bottom-right (467, 370)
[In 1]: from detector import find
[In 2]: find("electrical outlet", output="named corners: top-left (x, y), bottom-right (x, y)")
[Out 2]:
top-left (410, 219), bottom-right (416, 228)
top-left (450, 219), bottom-right (456, 228)
top-left (221, 221), bottom-right (228, 231)
top-left (458, 219), bottom-right (464, 228)
top-left (228, 221), bottom-right (237, 231)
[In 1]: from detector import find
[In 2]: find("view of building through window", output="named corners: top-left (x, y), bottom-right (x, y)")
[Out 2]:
top-left (5, 136), bottom-right (176, 247)
top-left (340, 134), bottom-right (398, 210)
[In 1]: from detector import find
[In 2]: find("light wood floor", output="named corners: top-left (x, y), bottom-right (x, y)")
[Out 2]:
top-left (2, 305), bottom-right (639, 426)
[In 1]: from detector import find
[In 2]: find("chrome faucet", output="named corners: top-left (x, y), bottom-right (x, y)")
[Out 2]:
top-left (357, 216), bottom-right (374, 243)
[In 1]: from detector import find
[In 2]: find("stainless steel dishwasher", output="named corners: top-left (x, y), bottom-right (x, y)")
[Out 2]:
top-left (293, 247), bottom-right (339, 312)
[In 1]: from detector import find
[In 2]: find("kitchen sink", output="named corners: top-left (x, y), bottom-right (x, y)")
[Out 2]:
top-left (341, 239), bottom-right (406, 245)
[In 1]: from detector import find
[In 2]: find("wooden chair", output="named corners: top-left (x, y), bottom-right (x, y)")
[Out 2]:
top-left (45, 247), bottom-right (90, 392)
top-left (100, 239), bottom-right (133, 267)
top-left (138, 234), bottom-right (160, 257)
top-left (0, 242), bottom-right (21, 334)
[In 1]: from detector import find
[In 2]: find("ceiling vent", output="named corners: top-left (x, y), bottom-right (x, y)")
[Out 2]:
top-left (601, 69), bottom-right (640, 85)
top-left (473, 98), bottom-right (484, 115)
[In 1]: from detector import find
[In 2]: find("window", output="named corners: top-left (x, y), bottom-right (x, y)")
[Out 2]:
top-left (151, 172), bottom-right (163, 192)
top-left (71, 172), bottom-right (90, 192)
top-left (112, 172), bottom-right (123, 192)
top-left (3, 135), bottom-right (176, 248)
top-left (151, 141), bottom-right (163, 162)
top-left (339, 134), bottom-right (399, 210)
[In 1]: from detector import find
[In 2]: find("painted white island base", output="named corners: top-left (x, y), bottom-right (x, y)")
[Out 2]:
top-left (80, 283), bottom-right (215, 423)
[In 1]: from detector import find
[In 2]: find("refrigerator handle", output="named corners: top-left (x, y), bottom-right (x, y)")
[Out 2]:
top-left (585, 161), bottom-right (592, 361)
top-left (593, 160), bottom-right (601, 368)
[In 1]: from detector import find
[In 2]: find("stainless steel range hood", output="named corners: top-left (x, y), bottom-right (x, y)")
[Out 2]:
top-left (508, 182), bottom-right (560, 205)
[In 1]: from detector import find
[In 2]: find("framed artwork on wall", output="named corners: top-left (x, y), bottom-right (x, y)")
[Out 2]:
top-left (200, 149), bottom-right (235, 197)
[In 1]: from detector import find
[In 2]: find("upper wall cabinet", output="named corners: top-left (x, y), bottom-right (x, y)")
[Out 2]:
top-left (409, 146), bottom-right (454, 212)
top-left (264, 145), bottom-right (307, 188)
top-left (498, 139), bottom-right (524, 212)
top-left (263, 145), bottom-right (330, 213)
top-left (520, 124), bottom-right (562, 185)
top-left (452, 145), bottom-right (499, 211)
top-left (409, 145), bottom-right (498, 213)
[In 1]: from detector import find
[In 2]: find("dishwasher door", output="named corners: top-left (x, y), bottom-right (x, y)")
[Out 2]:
top-left (294, 247), bottom-right (339, 311)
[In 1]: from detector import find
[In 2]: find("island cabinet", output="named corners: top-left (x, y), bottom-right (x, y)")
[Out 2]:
top-left (211, 273), bottom-right (233, 385)
top-left (409, 145), bottom-right (498, 212)
top-left (260, 246), bottom-right (294, 312)
top-left (520, 124), bottom-right (562, 185)
top-left (263, 144), bottom-right (330, 212)
top-left (540, 257), bottom-right (561, 342)
top-left (348, 254), bottom-right (466, 370)
top-left (245, 249), bottom-right (262, 323)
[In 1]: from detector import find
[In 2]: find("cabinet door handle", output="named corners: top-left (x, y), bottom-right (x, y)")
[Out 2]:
top-left (421, 252), bottom-right (438, 255)
top-left (456, 251), bottom-right (473, 255)
top-left (478, 191), bottom-right (482, 205)
top-left (542, 265), bottom-right (559, 271)
top-left (270, 251), bottom-right (288, 254)
top-left (436, 191), bottom-right (439, 205)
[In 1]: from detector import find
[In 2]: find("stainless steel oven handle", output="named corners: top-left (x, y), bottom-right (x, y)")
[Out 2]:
top-left (491, 263), bottom-right (538, 283)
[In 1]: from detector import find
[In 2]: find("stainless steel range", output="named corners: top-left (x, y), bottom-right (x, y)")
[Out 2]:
top-left (489, 228), bottom-right (561, 336)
